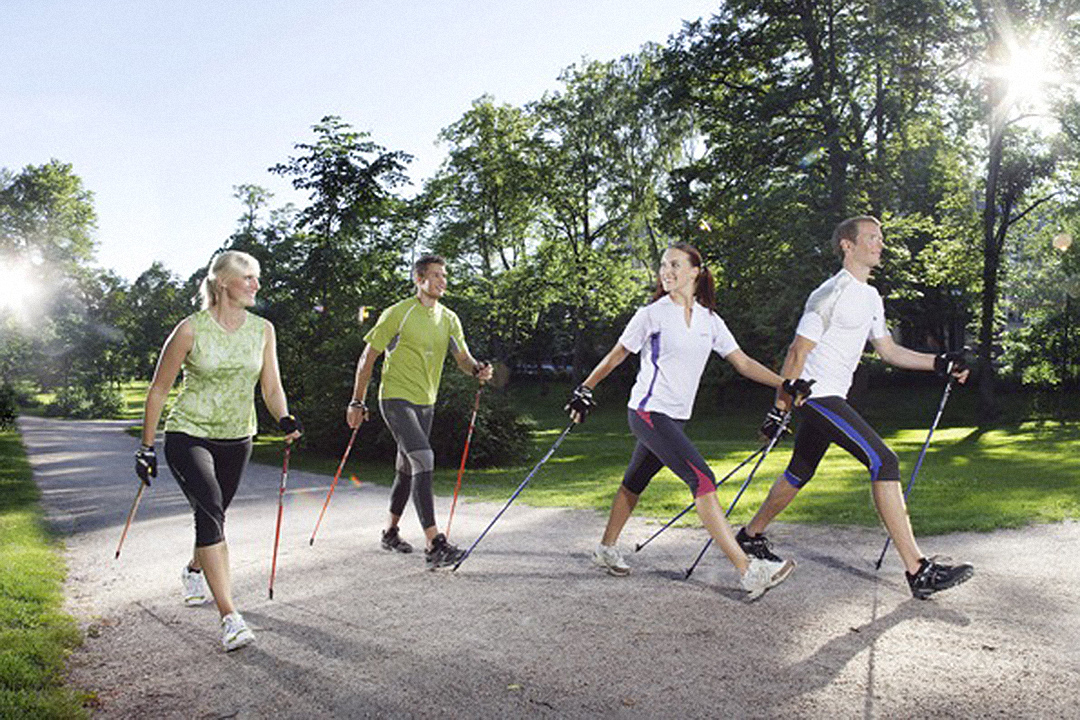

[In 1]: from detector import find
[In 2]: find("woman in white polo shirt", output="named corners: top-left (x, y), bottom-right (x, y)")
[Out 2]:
top-left (566, 242), bottom-right (806, 600)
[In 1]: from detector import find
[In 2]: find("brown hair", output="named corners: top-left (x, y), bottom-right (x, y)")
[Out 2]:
top-left (651, 242), bottom-right (717, 312)
top-left (412, 254), bottom-right (445, 281)
top-left (831, 215), bottom-right (880, 259)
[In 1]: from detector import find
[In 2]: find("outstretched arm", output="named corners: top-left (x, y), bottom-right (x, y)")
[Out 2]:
top-left (725, 349), bottom-right (783, 389)
top-left (871, 335), bottom-right (970, 383)
top-left (581, 343), bottom-right (631, 390)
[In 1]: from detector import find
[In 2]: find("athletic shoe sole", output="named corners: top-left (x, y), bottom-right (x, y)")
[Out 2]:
top-left (912, 565), bottom-right (974, 600)
top-left (591, 553), bottom-right (630, 577)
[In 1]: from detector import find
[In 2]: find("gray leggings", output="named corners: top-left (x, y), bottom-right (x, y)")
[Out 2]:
top-left (380, 398), bottom-right (437, 529)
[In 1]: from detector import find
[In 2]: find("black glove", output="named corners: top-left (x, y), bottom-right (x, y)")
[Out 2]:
top-left (135, 445), bottom-right (157, 486)
top-left (565, 384), bottom-right (596, 423)
top-left (782, 378), bottom-right (815, 403)
top-left (934, 350), bottom-right (968, 378)
top-left (278, 414), bottom-right (303, 435)
top-left (759, 406), bottom-right (792, 442)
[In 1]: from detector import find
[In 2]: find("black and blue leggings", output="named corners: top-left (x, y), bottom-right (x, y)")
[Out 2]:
top-left (621, 409), bottom-right (717, 498)
top-left (379, 398), bottom-right (437, 530)
top-left (783, 395), bottom-right (900, 488)
top-left (164, 432), bottom-right (252, 547)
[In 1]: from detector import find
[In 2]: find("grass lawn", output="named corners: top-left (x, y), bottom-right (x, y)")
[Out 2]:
top-left (0, 429), bottom-right (87, 719)
top-left (251, 380), bottom-right (1080, 536)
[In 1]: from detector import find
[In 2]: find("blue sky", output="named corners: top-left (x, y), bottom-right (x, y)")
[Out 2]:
top-left (2, 1), bottom-right (719, 281)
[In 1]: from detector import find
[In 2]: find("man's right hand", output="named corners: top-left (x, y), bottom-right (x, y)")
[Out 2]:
top-left (346, 399), bottom-right (370, 428)
top-left (759, 406), bottom-right (792, 443)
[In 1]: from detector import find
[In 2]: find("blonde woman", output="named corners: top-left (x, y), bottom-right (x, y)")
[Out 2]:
top-left (137, 250), bottom-right (301, 651)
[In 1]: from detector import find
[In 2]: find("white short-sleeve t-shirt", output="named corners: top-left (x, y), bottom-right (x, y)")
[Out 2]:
top-left (796, 269), bottom-right (889, 398)
top-left (618, 294), bottom-right (740, 420)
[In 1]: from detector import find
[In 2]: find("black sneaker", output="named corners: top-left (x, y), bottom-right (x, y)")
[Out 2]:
top-left (381, 527), bottom-right (413, 554)
top-left (425, 533), bottom-right (465, 569)
top-left (906, 556), bottom-right (974, 600)
top-left (736, 527), bottom-right (783, 562)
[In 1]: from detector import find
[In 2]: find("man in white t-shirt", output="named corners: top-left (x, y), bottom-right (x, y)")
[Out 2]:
top-left (738, 216), bottom-right (974, 600)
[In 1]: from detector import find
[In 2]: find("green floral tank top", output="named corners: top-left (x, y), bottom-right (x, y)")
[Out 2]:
top-left (165, 309), bottom-right (267, 439)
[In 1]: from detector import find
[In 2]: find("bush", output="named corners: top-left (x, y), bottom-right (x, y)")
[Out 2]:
top-left (44, 383), bottom-right (124, 419)
top-left (0, 383), bottom-right (16, 430)
top-left (337, 369), bottom-right (534, 469)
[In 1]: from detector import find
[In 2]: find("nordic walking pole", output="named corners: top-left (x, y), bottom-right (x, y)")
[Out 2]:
top-left (453, 422), bottom-right (576, 571)
top-left (268, 442), bottom-right (292, 600)
top-left (309, 424), bottom-right (360, 546)
top-left (447, 385), bottom-right (483, 540)
top-left (634, 445), bottom-right (766, 553)
top-left (874, 378), bottom-right (954, 570)
top-left (114, 482), bottom-right (147, 559)
top-left (684, 409), bottom-right (793, 579)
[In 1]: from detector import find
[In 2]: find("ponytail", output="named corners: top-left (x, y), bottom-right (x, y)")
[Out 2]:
top-left (198, 250), bottom-right (260, 310)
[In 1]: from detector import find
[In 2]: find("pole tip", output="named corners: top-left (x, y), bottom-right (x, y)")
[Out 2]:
top-left (114, 550), bottom-right (120, 559)
top-left (268, 589), bottom-right (274, 600)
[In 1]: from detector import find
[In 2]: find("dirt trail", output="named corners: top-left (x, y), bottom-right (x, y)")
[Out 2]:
top-left (21, 415), bottom-right (1080, 719)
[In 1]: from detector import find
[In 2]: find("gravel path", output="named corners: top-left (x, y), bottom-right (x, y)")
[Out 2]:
top-left (20, 415), bottom-right (1080, 719)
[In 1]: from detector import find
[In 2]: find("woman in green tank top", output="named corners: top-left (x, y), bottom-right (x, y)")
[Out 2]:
top-left (136, 250), bottom-right (302, 652)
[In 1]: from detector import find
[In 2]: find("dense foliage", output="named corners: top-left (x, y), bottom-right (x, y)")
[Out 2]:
top-left (3, 1), bottom-right (1080, 438)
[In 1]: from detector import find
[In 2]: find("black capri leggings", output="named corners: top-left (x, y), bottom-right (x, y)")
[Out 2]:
top-left (783, 395), bottom-right (900, 488)
top-left (621, 409), bottom-right (718, 498)
top-left (164, 432), bottom-right (252, 547)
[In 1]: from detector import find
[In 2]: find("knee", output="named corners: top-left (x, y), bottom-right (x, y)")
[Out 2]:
top-left (405, 449), bottom-right (435, 475)
top-left (874, 448), bottom-right (900, 482)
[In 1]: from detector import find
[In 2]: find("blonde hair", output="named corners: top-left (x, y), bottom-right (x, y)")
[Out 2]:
top-left (199, 250), bottom-right (260, 309)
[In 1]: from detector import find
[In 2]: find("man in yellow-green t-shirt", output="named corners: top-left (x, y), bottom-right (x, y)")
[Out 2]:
top-left (346, 255), bottom-right (492, 568)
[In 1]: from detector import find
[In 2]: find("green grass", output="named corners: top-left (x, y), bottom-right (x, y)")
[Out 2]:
top-left (0, 430), bottom-right (87, 719)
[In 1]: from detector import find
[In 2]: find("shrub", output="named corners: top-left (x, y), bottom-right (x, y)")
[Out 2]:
top-left (0, 383), bottom-right (16, 430)
top-left (44, 383), bottom-right (124, 419)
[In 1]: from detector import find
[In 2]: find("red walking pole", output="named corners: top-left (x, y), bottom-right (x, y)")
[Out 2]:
top-left (114, 481), bottom-right (147, 559)
top-left (446, 386), bottom-right (483, 540)
top-left (309, 425), bottom-right (360, 546)
top-left (268, 442), bottom-right (292, 600)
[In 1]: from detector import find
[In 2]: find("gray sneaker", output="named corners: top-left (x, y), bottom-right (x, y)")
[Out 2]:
top-left (592, 543), bottom-right (631, 576)
top-left (740, 557), bottom-right (795, 601)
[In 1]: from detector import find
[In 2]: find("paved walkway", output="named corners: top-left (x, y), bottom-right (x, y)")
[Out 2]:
top-left (20, 415), bottom-right (1080, 718)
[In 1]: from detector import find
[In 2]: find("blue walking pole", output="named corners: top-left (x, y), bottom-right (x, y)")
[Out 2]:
top-left (684, 408), bottom-right (793, 579)
top-left (874, 378), bottom-right (954, 570)
top-left (453, 422), bottom-right (575, 571)
top-left (634, 445), bottom-right (765, 553)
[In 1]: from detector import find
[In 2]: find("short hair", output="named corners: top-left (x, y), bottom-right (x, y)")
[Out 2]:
top-left (831, 215), bottom-right (880, 259)
top-left (412, 254), bottom-right (445, 280)
top-left (199, 250), bottom-right (260, 309)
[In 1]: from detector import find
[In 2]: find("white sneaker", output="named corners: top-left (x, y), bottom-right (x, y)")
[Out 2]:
top-left (592, 543), bottom-right (631, 576)
top-left (740, 557), bottom-right (796, 601)
top-left (181, 565), bottom-right (211, 606)
top-left (221, 611), bottom-right (255, 651)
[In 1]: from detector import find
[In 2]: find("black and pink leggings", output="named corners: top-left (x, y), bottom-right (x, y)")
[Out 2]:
top-left (783, 395), bottom-right (900, 488)
top-left (164, 432), bottom-right (252, 547)
top-left (622, 409), bottom-right (717, 498)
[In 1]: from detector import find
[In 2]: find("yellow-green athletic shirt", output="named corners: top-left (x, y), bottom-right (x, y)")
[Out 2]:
top-left (165, 309), bottom-right (267, 439)
top-left (365, 297), bottom-right (468, 406)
